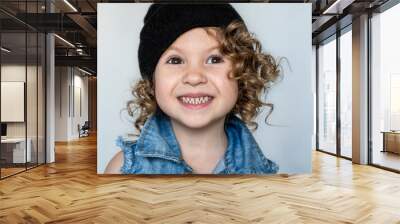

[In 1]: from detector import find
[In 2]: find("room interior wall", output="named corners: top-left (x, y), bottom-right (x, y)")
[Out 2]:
top-left (1, 64), bottom-right (44, 163)
top-left (54, 66), bottom-right (89, 141)
top-left (54, 66), bottom-right (69, 141)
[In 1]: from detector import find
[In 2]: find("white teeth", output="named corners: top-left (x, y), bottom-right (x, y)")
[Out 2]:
top-left (180, 96), bottom-right (211, 105)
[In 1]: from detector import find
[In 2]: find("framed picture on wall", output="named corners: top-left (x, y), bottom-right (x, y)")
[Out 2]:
top-left (97, 3), bottom-right (313, 175)
top-left (1, 81), bottom-right (25, 122)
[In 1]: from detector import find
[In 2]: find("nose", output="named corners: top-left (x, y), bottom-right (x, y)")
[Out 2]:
top-left (182, 63), bottom-right (208, 86)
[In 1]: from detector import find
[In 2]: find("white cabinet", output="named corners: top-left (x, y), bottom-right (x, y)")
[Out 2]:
top-left (1, 138), bottom-right (32, 163)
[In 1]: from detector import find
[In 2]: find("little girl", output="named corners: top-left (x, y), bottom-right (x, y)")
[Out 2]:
top-left (105, 3), bottom-right (280, 174)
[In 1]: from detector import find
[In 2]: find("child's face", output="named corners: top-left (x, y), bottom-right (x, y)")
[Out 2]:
top-left (154, 27), bottom-right (238, 129)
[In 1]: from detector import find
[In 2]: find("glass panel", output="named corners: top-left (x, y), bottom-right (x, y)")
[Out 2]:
top-left (25, 0), bottom-right (38, 169)
top-left (390, 75), bottom-right (400, 130)
top-left (340, 29), bottom-right (352, 158)
top-left (318, 37), bottom-right (337, 154)
top-left (312, 46), bottom-right (317, 151)
top-left (38, 32), bottom-right (45, 165)
top-left (371, 4), bottom-right (400, 171)
top-left (27, 31), bottom-right (38, 169)
top-left (0, 1), bottom-right (46, 179)
top-left (1, 31), bottom-right (27, 177)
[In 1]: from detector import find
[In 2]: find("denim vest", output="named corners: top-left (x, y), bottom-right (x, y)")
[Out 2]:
top-left (117, 111), bottom-right (278, 174)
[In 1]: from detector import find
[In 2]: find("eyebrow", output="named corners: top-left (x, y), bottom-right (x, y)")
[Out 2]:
top-left (166, 45), bottom-right (220, 53)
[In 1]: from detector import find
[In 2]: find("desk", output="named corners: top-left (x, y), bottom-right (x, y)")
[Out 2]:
top-left (1, 138), bottom-right (31, 163)
top-left (381, 131), bottom-right (400, 154)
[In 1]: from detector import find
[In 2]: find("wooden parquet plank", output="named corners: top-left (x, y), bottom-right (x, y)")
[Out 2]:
top-left (0, 134), bottom-right (400, 223)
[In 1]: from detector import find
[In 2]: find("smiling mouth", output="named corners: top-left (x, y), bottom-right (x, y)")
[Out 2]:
top-left (177, 95), bottom-right (214, 108)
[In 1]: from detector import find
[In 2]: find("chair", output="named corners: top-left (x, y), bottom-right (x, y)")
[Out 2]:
top-left (79, 121), bottom-right (90, 138)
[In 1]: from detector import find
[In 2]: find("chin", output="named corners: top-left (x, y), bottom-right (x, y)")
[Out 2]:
top-left (175, 116), bottom-right (214, 130)
top-left (161, 105), bottom-right (228, 130)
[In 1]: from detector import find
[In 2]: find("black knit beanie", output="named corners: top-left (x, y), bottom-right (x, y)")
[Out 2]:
top-left (138, 3), bottom-right (245, 80)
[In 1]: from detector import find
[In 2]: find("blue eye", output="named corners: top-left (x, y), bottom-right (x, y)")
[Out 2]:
top-left (206, 55), bottom-right (224, 64)
top-left (166, 56), bottom-right (183, 64)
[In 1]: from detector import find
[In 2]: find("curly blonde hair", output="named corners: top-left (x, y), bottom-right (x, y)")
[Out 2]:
top-left (127, 20), bottom-right (280, 133)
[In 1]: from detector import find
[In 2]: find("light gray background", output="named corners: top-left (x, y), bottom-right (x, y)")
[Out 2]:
top-left (97, 3), bottom-right (313, 174)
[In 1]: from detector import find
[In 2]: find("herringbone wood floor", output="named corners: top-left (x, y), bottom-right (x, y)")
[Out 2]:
top-left (1, 134), bottom-right (400, 224)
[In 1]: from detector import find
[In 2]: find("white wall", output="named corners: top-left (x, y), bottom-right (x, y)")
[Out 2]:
top-left (55, 67), bottom-right (69, 141)
top-left (74, 73), bottom-right (89, 136)
top-left (55, 67), bottom-right (89, 141)
top-left (98, 3), bottom-right (313, 174)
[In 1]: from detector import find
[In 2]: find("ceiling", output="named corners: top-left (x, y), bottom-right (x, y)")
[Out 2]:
top-left (0, 0), bottom-right (392, 75)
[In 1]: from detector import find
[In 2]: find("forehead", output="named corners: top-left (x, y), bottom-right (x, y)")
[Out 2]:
top-left (168, 27), bottom-right (222, 50)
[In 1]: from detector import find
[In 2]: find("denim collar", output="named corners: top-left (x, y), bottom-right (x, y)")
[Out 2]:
top-left (134, 110), bottom-right (260, 172)
top-left (134, 111), bottom-right (183, 163)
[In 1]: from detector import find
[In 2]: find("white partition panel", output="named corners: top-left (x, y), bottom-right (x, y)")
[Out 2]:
top-left (1, 82), bottom-right (25, 122)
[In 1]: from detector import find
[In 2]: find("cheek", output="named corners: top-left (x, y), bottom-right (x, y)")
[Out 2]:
top-left (224, 64), bottom-right (238, 101)
top-left (154, 85), bottom-right (167, 103)
top-left (225, 65), bottom-right (238, 105)
top-left (154, 78), bottom-right (170, 104)
top-left (154, 68), bottom-right (179, 107)
top-left (225, 80), bottom-right (239, 106)
top-left (215, 75), bottom-right (238, 106)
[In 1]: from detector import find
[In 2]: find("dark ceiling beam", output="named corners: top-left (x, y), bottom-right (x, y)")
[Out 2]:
top-left (311, 0), bottom-right (382, 43)
top-left (12, 13), bottom-right (82, 32)
top-left (312, 14), bottom-right (352, 44)
top-left (86, 0), bottom-right (97, 12)
top-left (0, 8), bottom-right (38, 31)
top-left (51, 0), bottom-right (96, 47)
top-left (323, 0), bottom-right (356, 14)
top-left (55, 55), bottom-right (96, 69)
top-left (3, 12), bottom-right (96, 47)
top-left (312, 0), bottom-right (355, 34)
top-left (312, 15), bottom-right (335, 33)
top-left (56, 47), bottom-right (97, 57)
top-left (67, 13), bottom-right (97, 46)
top-left (52, 0), bottom-right (78, 13)
top-left (0, 18), bottom-right (27, 31)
